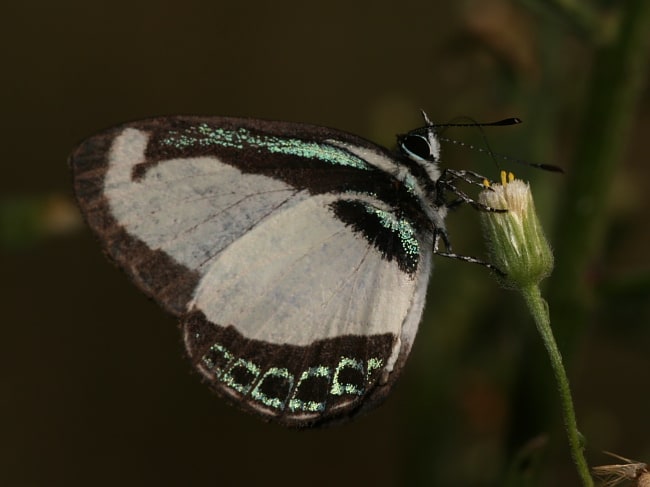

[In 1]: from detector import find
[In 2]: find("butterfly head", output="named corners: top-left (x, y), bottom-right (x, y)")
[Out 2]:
top-left (397, 112), bottom-right (441, 164)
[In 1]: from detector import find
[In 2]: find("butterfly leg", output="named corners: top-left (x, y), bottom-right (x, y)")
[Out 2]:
top-left (439, 180), bottom-right (507, 213)
top-left (432, 211), bottom-right (506, 276)
top-left (435, 249), bottom-right (506, 276)
top-left (437, 168), bottom-right (507, 213)
top-left (442, 168), bottom-right (492, 188)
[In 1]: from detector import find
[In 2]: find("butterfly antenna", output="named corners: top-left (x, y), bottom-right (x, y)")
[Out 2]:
top-left (439, 136), bottom-right (565, 173)
top-left (428, 117), bottom-right (522, 129)
top-left (425, 116), bottom-right (564, 174)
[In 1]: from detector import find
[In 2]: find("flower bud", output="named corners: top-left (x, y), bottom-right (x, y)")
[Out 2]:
top-left (479, 171), bottom-right (554, 289)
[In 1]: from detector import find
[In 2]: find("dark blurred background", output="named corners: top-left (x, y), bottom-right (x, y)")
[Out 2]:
top-left (2, 1), bottom-right (649, 486)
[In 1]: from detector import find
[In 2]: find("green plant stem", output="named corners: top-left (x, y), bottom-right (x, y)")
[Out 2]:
top-left (519, 284), bottom-right (593, 487)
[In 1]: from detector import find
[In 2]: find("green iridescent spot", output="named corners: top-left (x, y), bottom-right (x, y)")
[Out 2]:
top-left (363, 204), bottom-right (420, 257)
top-left (202, 343), bottom-right (233, 378)
top-left (250, 367), bottom-right (295, 410)
top-left (366, 357), bottom-right (383, 381)
top-left (288, 365), bottom-right (332, 413)
top-left (201, 340), bottom-right (385, 415)
top-left (161, 123), bottom-right (371, 170)
top-left (330, 356), bottom-right (365, 396)
top-left (402, 173), bottom-right (418, 195)
top-left (220, 357), bottom-right (261, 395)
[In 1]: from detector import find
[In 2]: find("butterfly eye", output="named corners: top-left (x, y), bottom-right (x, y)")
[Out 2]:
top-left (400, 134), bottom-right (435, 161)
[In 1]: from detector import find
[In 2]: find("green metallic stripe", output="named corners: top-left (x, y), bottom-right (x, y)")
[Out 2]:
top-left (362, 203), bottom-right (420, 260)
top-left (160, 123), bottom-right (371, 170)
top-left (201, 340), bottom-right (384, 415)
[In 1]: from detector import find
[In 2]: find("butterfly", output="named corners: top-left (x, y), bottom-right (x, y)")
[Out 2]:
top-left (70, 113), bottom-right (515, 427)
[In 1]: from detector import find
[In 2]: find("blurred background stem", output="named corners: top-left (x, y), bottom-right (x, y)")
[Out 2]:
top-left (511, 0), bottom-right (650, 473)
top-left (548, 0), bottom-right (650, 354)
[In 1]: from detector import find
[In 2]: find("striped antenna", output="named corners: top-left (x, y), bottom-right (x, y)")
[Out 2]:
top-left (416, 112), bottom-right (563, 173)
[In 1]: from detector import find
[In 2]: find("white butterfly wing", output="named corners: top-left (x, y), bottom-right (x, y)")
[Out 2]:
top-left (70, 116), bottom-right (434, 425)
